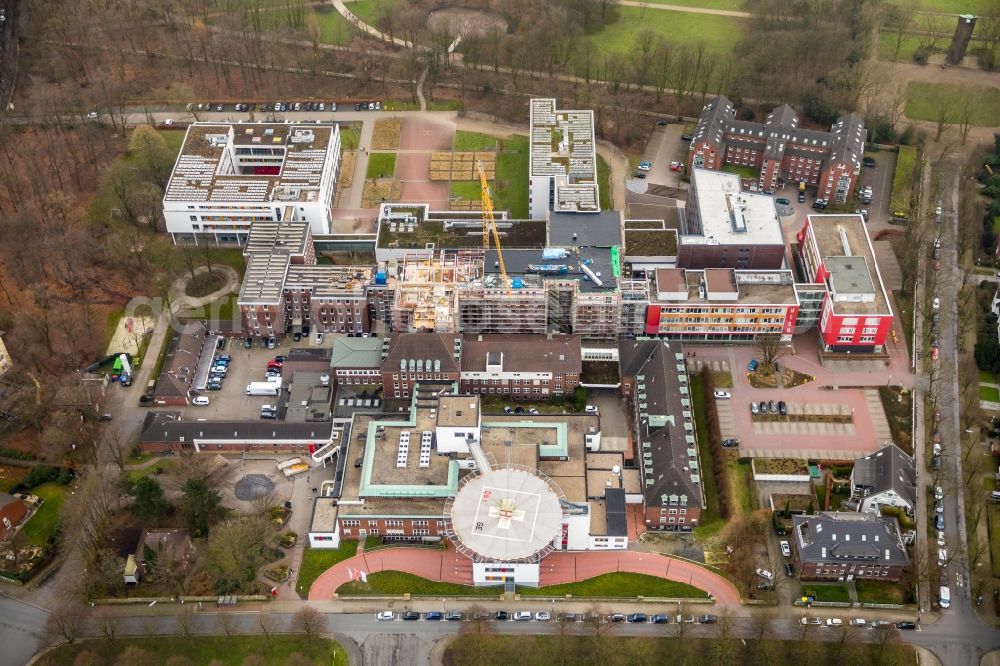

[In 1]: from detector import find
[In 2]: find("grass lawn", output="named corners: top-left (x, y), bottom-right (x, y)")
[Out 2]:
top-left (338, 570), bottom-right (707, 598)
top-left (22, 483), bottom-right (68, 547)
top-left (366, 152), bottom-right (397, 179)
top-left (585, 7), bottom-right (744, 57)
top-left (982, 385), bottom-right (1000, 402)
top-left (297, 540), bottom-right (358, 595)
top-left (891, 146), bottom-right (917, 217)
top-left (494, 135), bottom-right (530, 218)
top-left (339, 125), bottom-right (361, 150)
top-left (727, 457), bottom-right (755, 515)
top-left (445, 634), bottom-right (915, 665)
top-left (39, 636), bottom-right (349, 666)
top-left (803, 583), bottom-right (852, 603)
top-left (597, 155), bottom-right (612, 211)
top-left (519, 572), bottom-right (706, 598)
top-left (722, 164), bottom-right (760, 180)
top-left (690, 375), bottom-right (724, 539)
top-left (311, 6), bottom-right (355, 45)
top-left (856, 580), bottom-right (910, 605)
top-left (450, 180), bottom-right (482, 201)
top-left (982, 370), bottom-right (998, 384)
top-left (124, 460), bottom-right (176, 484)
top-left (991, 504), bottom-right (1000, 577)
top-left (347, 0), bottom-right (395, 23)
top-left (878, 32), bottom-right (927, 63)
top-left (338, 571), bottom-right (499, 596)
top-left (887, 0), bottom-right (986, 14)
top-left (646, 0), bottom-right (746, 8)
top-left (454, 130), bottom-right (498, 152)
top-left (905, 82), bottom-right (1000, 127)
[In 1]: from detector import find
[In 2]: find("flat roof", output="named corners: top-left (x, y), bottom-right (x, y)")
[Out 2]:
top-left (686, 169), bottom-right (784, 246)
top-left (244, 218), bottom-right (310, 257)
top-left (824, 256), bottom-right (875, 295)
top-left (437, 396), bottom-right (480, 428)
top-left (239, 252), bottom-right (291, 305)
top-left (548, 211), bottom-right (623, 247)
top-left (376, 203), bottom-right (545, 249)
top-left (807, 214), bottom-right (891, 315)
top-left (330, 337), bottom-right (384, 369)
top-left (654, 269), bottom-right (798, 306)
top-left (449, 467), bottom-right (565, 561)
top-left (164, 122), bottom-right (336, 203)
top-left (285, 265), bottom-right (373, 298)
top-left (485, 246), bottom-right (618, 293)
top-left (530, 99), bottom-right (599, 213)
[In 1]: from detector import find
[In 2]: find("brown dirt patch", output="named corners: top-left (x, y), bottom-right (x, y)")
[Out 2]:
top-left (339, 151), bottom-right (357, 188)
top-left (372, 120), bottom-right (402, 150)
top-left (429, 152), bottom-right (495, 181)
top-left (427, 8), bottom-right (508, 37)
top-left (362, 179), bottom-right (403, 208)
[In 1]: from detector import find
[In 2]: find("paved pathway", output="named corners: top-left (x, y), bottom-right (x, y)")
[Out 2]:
top-left (617, 0), bottom-right (751, 17)
top-left (308, 546), bottom-right (740, 605)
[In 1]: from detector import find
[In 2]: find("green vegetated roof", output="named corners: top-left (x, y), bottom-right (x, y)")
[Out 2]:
top-left (753, 457), bottom-right (810, 475)
top-left (624, 229), bottom-right (678, 257)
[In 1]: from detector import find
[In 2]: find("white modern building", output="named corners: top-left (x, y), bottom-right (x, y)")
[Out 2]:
top-left (162, 122), bottom-right (341, 244)
top-left (528, 98), bottom-right (600, 220)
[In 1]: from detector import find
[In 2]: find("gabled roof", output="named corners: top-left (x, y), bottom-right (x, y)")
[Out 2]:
top-left (852, 443), bottom-right (916, 509)
top-left (618, 339), bottom-right (702, 511)
top-left (381, 333), bottom-right (461, 375)
top-left (692, 96), bottom-right (735, 147)
top-left (829, 112), bottom-right (866, 167)
top-left (0, 492), bottom-right (23, 509)
top-left (792, 512), bottom-right (909, 567)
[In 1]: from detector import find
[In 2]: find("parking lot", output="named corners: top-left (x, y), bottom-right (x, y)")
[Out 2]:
top-left (182, 336), bottom-right (329, 421)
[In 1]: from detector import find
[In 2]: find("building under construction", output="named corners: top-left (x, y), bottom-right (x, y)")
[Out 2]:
top-left (391, 251), bottom-right (482, 333)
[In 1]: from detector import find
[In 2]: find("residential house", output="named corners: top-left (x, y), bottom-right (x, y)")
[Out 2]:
top-left (791, 511), bottom-right (909, 582)
top-left (850, 443), bottom-right (916, 516)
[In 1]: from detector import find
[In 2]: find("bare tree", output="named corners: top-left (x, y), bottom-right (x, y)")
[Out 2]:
top-left (218, 613), bottom-right (236, 637)
top-left (957, 99), bottom-right (974, 145)
top-left (711, 607), bottom-right (736, 663)
top-left (755, 333), bottom-right (786, 374)
top-left (292, 605), bottom-right (328, 644)
top-left (934, 94), bottom-right (956, 141)
top-left (258, 608), bottom-right (278, 640)
top-left (42, 605), bottom-right (84, 646)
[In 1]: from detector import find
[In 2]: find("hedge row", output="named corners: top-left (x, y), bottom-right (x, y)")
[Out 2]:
top-left (700, 367), bottom-right (730, 520)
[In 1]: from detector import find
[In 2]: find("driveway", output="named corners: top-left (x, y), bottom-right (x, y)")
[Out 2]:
top-left (859, 151), bottom-right (897, 229)
top-left (640, 123), bottom-right (687, 188)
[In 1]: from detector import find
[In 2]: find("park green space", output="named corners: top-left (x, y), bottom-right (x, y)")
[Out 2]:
top-left (585, 7), bottom-right (744, 56)
top-left (454, 130), bottom-right (499, 152)
top-left (348, 0), bottom-right (394, 24)
top-left (981, 385), bottom-right (1000, 402)
top-left (890, 146), bottom-right (917, 216)
top-left (312, 7), bottom-right (354, 45)
top-left (450, 181), bottom-right (483, 201)
top-left (644, 0), bottom-right (747, 10)
top-left (38, 636), bottom-right (349, 666)
top-left (905, 82), bottom-right (1000, 127)
top-left (494, 136), bottom-right (530, 218)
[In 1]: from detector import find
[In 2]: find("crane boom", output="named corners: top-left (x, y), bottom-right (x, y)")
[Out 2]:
top-left (477, 161), bottom-right (510, 293)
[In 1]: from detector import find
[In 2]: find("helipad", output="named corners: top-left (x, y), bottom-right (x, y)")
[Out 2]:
top-left (449, 467), bottom-right (564, 561)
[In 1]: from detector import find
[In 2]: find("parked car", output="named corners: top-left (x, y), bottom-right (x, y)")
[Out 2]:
top-left (627, 613), bottom-right (647, 623)
top-left (896, 621), bottom-right (917, 630)
top-left (797, 191), bottom-right (806, 203)
top-left (314, 332), bottom-right (324, 345)
top-left (608, 613), bottom-right (626, 623)
top-left (637, 161), bottom-right (652, 172)
top-left (534, 611), bottom-right (550, 621)
top-left (800, 617), bottom-right (822, 625)
top-left (776, 197), bottom-right (790, 205)
top-left (424, 611), bottom-right (442, 621)
top-left (934, 485), bottom-right (944, 500)
top-left (780, 540), bottom-right (791, 557)
top-left (504, 406), bottom-right (513, 414)
top-left (244, 337), bottom-right (253, 349)
top-left (850, 618), bottom-right (867, 627)
top-left (274, 355), bottom-right (286, 363)
top-left (670, 161), bottom-right (683, 171)
top-left (656, 119), bottom-right (668, 126)
top-left (750, 401), bottom-right (759, 415)
top-left (585, 405), bottom-right (598, 415)
top-left (698, 615), bottom-right (717, 624)
top-left (634, 171), bottom-right (647, 179)
top-left (826, 618), bottom-right (844, 626)
top-left (713, 390), bottom-right (731, 399)
top-left (748, 359), bottom-right (759, 372)
top-left (529, 407), bottom-right (539, 415)
top-left (376, 611), bottom-right (394, 621)
top-left (938, 548), bottom-right (947, 565)
top-left (756, 568), bottom-right (774, 581)
top-left (192, 396), bottom-right (210, 406)
top-left (651, 613), bottom-right (670, 624)
top-left (495, 611), bottom-right (509, 621)
top-left (402, 611), bottom-right (419, 621)
top-left (722, 438), bottom-right (739, 448)
top-left (98, 412), bottom-right (114, 421)
top-left (863, 156), bottom-right (876, 167)
top-left (778, 400), bottom-right (787, 416)
top-left (769, 400), bottom-right (778, 414)
top-left (206, 381), bottom-right (223, 391)
top-left (444, 611), bottom-right (463, 621)
top-left (513, 611), bottom-right (532, 621)
top-left (936, 514), bottom-right (945, 531)
top-left (784, 562), bottom-right (795, 577)
top-left (935, 500), bottom-right (944, 513)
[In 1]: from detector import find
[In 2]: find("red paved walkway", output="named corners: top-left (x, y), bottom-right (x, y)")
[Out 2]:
top-left (308, 546), bottom-right (740, 606)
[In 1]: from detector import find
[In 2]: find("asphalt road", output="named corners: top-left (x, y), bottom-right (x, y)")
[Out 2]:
top-left (0, 594), bottom-right (50, 666)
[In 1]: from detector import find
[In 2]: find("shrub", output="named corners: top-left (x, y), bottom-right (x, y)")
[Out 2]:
top-left (700, 367), bottom-right (730, 519)
top-left (0, 448), bottom-right (34, 461)
top-left (20, 465), bottom-right (59, 490)
top-left (913, 47), bottom-right (928, 65)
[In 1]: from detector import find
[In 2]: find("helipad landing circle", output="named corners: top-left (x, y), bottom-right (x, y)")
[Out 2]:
top-left (449, 467), bottom-right (563, 561)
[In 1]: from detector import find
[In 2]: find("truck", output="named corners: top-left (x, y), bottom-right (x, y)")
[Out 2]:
top-left (114, 354), bottom-right (133, 386)
top-left (246, 380), bottom-right (281, 396)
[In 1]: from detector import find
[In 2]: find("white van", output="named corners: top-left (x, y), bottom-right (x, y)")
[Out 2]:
top-left (940, 585), bottom-right (951, 609)
top-left (192, 396), bottom-right (210, 406)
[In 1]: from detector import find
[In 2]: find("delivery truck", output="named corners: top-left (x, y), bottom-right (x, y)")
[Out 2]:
top-left (246, 380), bottom-right (282, 396)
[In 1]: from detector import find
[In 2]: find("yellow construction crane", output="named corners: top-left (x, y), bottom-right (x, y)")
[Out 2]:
top-left (477, 160), bottom-right (511, 293)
